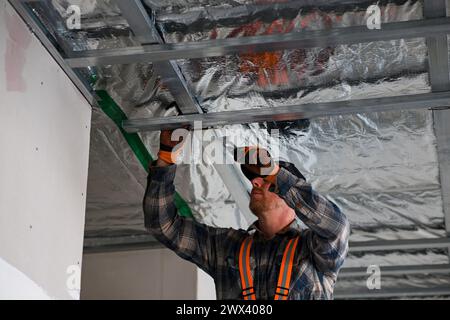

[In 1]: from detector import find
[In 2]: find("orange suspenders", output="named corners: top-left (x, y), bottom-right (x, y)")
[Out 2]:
top-left (275, 236), bottom-right (300, 300)
top-left (238, 236), bottom-right (300, 300)
top-left (238, 237), bottom-right (257, 300)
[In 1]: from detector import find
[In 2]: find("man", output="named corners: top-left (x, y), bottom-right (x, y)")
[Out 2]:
top-left (143, 129), bottom-right (350, 300)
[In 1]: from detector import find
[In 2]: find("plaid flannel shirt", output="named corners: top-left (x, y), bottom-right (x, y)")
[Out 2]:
top-left (143, 163), bottom-right (350, 300)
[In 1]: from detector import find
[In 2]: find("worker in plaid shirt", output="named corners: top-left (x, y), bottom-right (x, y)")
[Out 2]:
top-left (143, 129), bottom-right (350, 300)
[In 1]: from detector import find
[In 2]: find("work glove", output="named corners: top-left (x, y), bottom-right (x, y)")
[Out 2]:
top-left (158, 128), bottom-right (189, 164)
top-left (233, 146), bottom-right (280, 185)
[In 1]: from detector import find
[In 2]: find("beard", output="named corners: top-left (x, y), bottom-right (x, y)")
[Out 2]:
top-left (249, 199), bottom-right (267, 216)
top-left (249, 193), bottom-right (282, 217)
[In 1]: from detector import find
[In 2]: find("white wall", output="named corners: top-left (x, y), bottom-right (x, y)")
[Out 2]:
top-left (197, 267), bottom-right (217, 300)
top-left (81, 249), bottom-right (216, 300)
top-left (0, 257), bottom-right (51, 300)
top-left (0, 1), bottom-right (91, 299)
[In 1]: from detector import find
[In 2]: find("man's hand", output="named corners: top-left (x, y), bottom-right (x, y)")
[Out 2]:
top-left (234, 146), bottom-right (280, 183)
top-left (157, 128), bottom-right (189, 167)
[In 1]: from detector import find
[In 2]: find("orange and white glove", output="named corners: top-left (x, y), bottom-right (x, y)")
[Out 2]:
top-left (158, 128), bottom-right (188, 165)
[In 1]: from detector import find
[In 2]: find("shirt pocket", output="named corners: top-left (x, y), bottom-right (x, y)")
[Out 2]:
top-left (278, 255), bottom-right (313, 299)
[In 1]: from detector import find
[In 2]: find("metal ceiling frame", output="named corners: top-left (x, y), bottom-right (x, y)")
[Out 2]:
top-left (122, 92), bottom-right (450, 132)
top-left (339, 264), bottom-right (450, 278)
top-left (113, 0), bottom-right (203, 115)
top-left (65, 17), bottom-right (450, 67)
top-left (424, 0), bottom-right (450, 263)
top-left (9, 0), bottom-right (450, 298)
top-left (112, 0), bottom-right (255, 224)
top-left (338, 0), bottom-right (450, 298)
top-left (349, 237), bottom-right (450, 252)
top-left (83, 235), bottom-right (450, 254)
top-left (335, 286), bottom-right (450, 299)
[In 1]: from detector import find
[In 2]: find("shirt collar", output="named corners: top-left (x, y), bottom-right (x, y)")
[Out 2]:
top-left (247, 216), bottom-right (303, 236)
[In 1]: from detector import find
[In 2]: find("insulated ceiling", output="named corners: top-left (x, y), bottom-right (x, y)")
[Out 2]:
top-left (11, 0), bottom-right (450, 299)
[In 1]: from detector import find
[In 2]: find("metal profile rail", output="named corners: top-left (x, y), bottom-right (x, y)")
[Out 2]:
top-left (424, 0), bottom-right (450, 262)
top-left (122, 92), bottom-right (450, 132)
top-left (66, 17), bottom-right (450, 67)
top-left (113, 0), bottom-right (203, 114)
top-left (335, 286), bottom-right (450, 299)
top-left (83, 235), bottom-right (163, 254)
top-left (339, 264), bottom-right (450, 278)
top-left (83, 236), bottom-right (450, 254)
top-left (349, 237), bottom-right (450, 252)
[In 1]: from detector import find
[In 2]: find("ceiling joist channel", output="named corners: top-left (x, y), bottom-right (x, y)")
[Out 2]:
top-left (424, 0), bottom-right (450, 263)
top-left (66, 17), bottom-right (450, 67)
top-left (62, 10), bottom-right (450, 132)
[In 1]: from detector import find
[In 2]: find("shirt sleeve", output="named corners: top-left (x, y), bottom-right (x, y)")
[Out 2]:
top-left (275, 167), bottom-right (350, 276)
top-left (142, 162), bottom-right (239, 277)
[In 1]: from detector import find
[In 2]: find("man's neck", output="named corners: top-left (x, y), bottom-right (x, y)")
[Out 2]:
top-left (257, 210), bottom-right (296, 239)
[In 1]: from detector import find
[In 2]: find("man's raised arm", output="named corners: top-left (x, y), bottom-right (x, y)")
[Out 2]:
top-left (143, 130), bottom-right (238, 276)
top-left (275, 167), bottom-right (350, 276)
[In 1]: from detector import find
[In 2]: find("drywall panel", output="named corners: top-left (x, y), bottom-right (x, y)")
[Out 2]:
top-left (81, 249), bottom-right (204, 300)
top-left (0, 1), bottom-right (91, 299)
top-left (197, 268), bottom-right (216, 300)
top-left (0, 257), bottom-right (51, 299)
